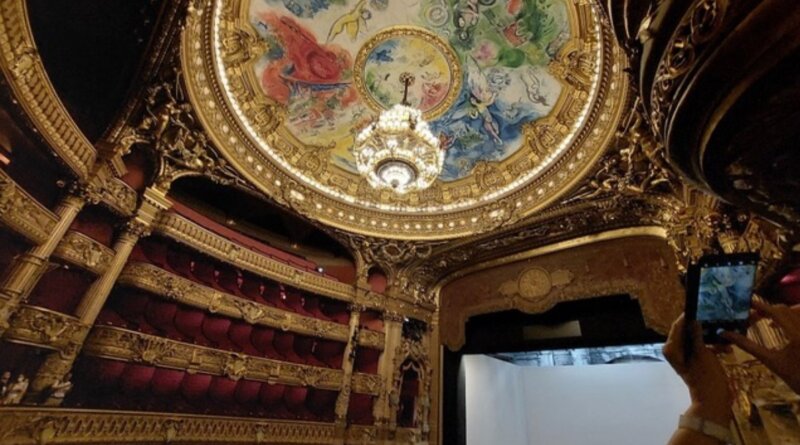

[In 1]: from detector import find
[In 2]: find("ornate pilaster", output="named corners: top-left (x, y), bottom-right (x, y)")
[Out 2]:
top-left (0, 193), bottom-right (86, 336)
top-left (25, 186), bottom-right (170, 404)
top-left (335, 304), bottom-right (363, 441)
top-left (373, 312), bottom-right (404, 440)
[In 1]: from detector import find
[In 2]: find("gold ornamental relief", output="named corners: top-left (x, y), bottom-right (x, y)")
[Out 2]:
top-left (182, 0), bottom-right (627, 239)
top-left (499, 267), bottom-right (574, 299)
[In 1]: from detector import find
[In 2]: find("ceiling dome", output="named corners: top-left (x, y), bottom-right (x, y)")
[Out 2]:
top-left (182, 0), bottom-right (627, 239)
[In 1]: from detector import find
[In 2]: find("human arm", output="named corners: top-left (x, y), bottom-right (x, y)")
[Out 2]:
top-left (721, 300), bottom-right (800, 393)
top-left (663, 315), bottom-right (733, 445)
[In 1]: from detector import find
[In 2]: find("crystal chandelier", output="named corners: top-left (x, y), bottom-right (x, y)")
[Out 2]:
top-left (354, 73), bottom-right (443, 194)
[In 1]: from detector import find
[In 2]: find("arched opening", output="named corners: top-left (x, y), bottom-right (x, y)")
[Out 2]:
top-left (367, 266), bottom-right (388, 293)
top-left (396, 358), bottom-right (423, 428)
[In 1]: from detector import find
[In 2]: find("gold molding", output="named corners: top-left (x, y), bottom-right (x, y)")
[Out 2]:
top-left (0, 407), bottom-right (337, 444)
top-left (53, 231), bottom-right (114, 275)
top-left (154, 212), bottom-right (358, 304)
top-left (118, 262), bottom-right (385, 350)
top-left (97, 177), bottom-right (138, 216)
top-left (436, 226), bottom-right (669, 289)
top-left (4, 304), bottom-right (90, 352)
top-left (351, 372), bottom-right (383, 396)
top-left (84, 326), bottom-right (355, 391)
top-left (0, 0), bottom-right (96, 179)
top-left (0, 169), bottom-right (58, 244)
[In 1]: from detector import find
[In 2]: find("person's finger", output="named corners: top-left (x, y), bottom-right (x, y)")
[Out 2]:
top-left (751, 301), bottom-right (797, 332)
top-left (663, 315), bottom-right (687, 371)
top-left (721, 331), bottom-right (775, 363)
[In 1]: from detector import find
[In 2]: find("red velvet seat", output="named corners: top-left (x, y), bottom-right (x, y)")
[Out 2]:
top-left (209, 376), bottom-right (238, 404)
top-left (96, 307), bottom-right (129, 328)
top-left (120, 364), bottom-right (155, 395)
top-left (174, 306), bottom-right (208, 345)
top-left (320, 300), bottom-right (350, 325)
top-left (138, 238), bottom-right (170, 269)
top-left (181, 373), bottom-right (212, 405)
top-left (294, 336), bottom-right (326, 367)
top-left (314, 339), bottom-right (345, 369)
top-left (348, 393), bottom-right (375, 425)
top-left (112, 291), bottom-right (158, 334)
top-left (235, 380), bottom-right (262, 406)
top-left (202, 315), bottom-right (234, 350)
top-left (240, 275), bottom-right (270, 306)
top-left (283, 386), bottom-right (309, 417)
top-left (273, 331), bottom-right (303, 363)
top-left (151, 368), bottom-right (185, 397)
top-left (283, 289), bottom-right (312, 317)
top-left (145, 299), bottom-right (185, 340)
top-left (302, 295), bottom-right (332, 321)
top-left (228, 321), bottom-right (260, 355)
top-left (166, 247), bottom-right (194, 278)
top-left (218, 264), bottom-right (246, 298)
top-left (91, 358), bottom-right (127, 389)
top-left (306, 388), bottom-right (337, 419)
top-left (259, 383), bottom-right (286, 407)
top-left (251, 326), bottom-right (280, 359)
top-left (192, 257), bottom-right (222, 290)
top-left (263, 283), bottom-right (289, 310)
top-left (355, 348), bottom-right (381, 374)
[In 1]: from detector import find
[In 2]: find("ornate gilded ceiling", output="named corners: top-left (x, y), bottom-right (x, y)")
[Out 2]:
top-left (182, 0), bottom-right (627, 239)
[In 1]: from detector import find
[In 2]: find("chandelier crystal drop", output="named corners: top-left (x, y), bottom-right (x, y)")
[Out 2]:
top-left (354, 73), bottom-right (443, 194)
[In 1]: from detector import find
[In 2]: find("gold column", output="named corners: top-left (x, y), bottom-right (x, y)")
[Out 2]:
top-left (334, 304), bottom-right (362, 441)
top-left (374, 312), bottom-right (404, 440)
top-left (25, 187), bottom-right (171, 404)
top-left (428, 313), bottom-right (441, 445)
top-left (0, 193), bottom-right (86, 336)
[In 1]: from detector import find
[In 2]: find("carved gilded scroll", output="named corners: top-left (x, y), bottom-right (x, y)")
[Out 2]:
top-left (0, 170), bottom-right (58, 244)
top-left (0, 407), bottom-right (337, 444)
top-left (53, 231), bottom-right (114, 275)
top-left (4, 304), bottom-right (90, 352)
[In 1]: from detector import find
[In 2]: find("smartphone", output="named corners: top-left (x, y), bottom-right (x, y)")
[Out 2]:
top-left (685, 253), bottom-right (759, 345)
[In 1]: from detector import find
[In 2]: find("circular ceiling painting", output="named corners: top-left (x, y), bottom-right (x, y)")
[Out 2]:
top-left (182, 0), bottom-right (627, 239)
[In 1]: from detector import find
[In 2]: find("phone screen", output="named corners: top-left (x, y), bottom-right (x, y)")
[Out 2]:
top-left (696, 263), bottom-right (756, 323)
top-left (691, 256), bottom-right (758, 342)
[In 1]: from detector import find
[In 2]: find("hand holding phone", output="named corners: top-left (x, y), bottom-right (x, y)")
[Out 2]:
top-left (684, 253), bottom-right (759, 354)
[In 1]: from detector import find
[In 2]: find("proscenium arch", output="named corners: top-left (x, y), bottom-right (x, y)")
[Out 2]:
top-left (435, 227), bottom-right (684, 350)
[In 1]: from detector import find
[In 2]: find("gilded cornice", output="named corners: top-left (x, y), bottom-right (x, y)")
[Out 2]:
top-left (84, 326), bottom-right (362, 392)
top-left (351, 373), bottom-right (383, 396)
top-left (0, 407), bottom-right (337, 444)
top-left (0, 169), bottom-right (58, 244)
top-left (53, 231), bottom-right (114, 275)
top-left (96, 177), bottom-right (138, 216)
top-left (154, 211), bottom-right (356, 302)
top-left (118, 262), bottom-right (385, 349)
top-left (0, 0), bottom-right (96, 179)
top-left (4, 304), bottom-right (90, 353)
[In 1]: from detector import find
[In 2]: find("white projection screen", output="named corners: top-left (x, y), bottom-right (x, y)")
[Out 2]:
top-left (463, 354), bottom-right (690, 445)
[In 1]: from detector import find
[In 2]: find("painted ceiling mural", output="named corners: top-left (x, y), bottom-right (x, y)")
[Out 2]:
top-left (182, 0), bottom-right (625, 238)
top-left (249, 0), bottom-right (568, 180)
